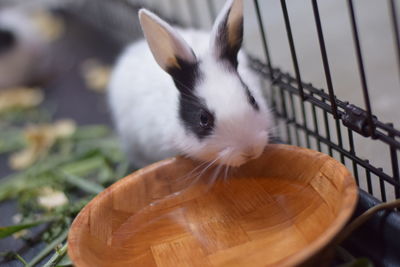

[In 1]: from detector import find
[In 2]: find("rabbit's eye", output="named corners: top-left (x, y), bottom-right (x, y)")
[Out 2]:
top-left (249, 95), bottom-right (256, 105)
top-left (248, 92), bottom-right (259, 110)
top-left (199, 110), bottom-right (214, 129)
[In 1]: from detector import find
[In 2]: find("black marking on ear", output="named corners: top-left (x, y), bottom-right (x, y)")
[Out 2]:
top-left (167, 58), bottom-right (215, 139)
top-left (0, 28), bottom-right (15, 54)
top-left (216, 7), bottom-right (243, 69)
top-left (167, 57), bottom-right (199, 95)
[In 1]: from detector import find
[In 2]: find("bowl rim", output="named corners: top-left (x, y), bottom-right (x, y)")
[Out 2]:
top-left (68, 144), bottom-right (358, 267)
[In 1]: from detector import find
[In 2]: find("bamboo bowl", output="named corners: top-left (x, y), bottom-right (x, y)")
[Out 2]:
top-left (68, 144), bottom-right (357, 267)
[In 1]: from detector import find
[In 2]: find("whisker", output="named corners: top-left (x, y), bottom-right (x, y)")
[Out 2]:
top-left (176, 160), bottom-right (210, 184)
top-left (144, 156), bottom-right (223, 211)
top-left (194, 155), bottom-right (222, 183)
top-left (224, 156), bottom-right (235, 184)
top-left (206, 163), bottom-right (223, 191)
top-left (224, 163), bottom-right (230, 183)
top-left (177, 154), bottom-right (224, 192)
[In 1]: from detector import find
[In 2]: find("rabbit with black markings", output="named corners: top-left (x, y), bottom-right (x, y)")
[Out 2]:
top-left (108, 0), bottom-right (273, 168)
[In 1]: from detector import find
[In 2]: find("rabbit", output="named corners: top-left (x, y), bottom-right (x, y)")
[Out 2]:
top-left (108, 0), bottom-right (273, 168)
top-left (0, 6), bottom-right (50, 89)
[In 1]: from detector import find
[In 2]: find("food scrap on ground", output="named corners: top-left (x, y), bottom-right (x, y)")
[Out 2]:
top-left (81, 59), bottom-right (111, 93)
top-left (32, 9), bottom-right (65, 42)
top-left (0, 87), bottom-right (44, 113)
top-left (9, 119), bottom-right (77, 170)
top-left (37, 187), bottom-right (69, 210)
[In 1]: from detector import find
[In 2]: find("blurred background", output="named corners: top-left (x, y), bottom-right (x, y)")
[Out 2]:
top-left (0, 0), bottom-right (399, 266)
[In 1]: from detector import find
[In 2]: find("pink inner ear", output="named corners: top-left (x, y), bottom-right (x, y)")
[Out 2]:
top-left (139, 9), bottom-right (197, 71)
top-left (209, 0), bottom-right (243, 59)
top-left (227, 0), bottom-right (243, 48)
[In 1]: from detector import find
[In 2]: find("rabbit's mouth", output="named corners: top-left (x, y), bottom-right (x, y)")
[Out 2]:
top-left (215, 146), bottom-right (264, 167)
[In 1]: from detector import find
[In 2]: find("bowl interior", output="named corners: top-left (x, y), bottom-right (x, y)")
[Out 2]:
top-left (68, 144), bottom-right (357, 267)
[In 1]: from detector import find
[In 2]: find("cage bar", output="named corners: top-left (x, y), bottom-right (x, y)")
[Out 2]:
top-left (322, 97), bottom-right (333, 156)
top-left (310, 0), bottom-right (339, 119)
top-left (335, 120), bottom-right (345, 164)
top-left (389, 123), bottom-right (400, 198)
top-left (347, 129), bottom-right (359, 185)
top-left (279, 88), bottom-right (293, 145)
top-left (347, 0), bottom-right (375, 138)
top-left (280, 0), bottom-right (305, 100)
top-left (254, 0), bottom-right (273, 78)
top-left (300, 99), bottom-right (311, 148)
top-left (288, 92), bottom-right (301, 146)
top-left (378, 169), bottom-right (387, 201)
top-left (389, 0), bottom-right (400, 84)
top-left (365, 168), bottom-right (373, 194)
top-left (310, 93), bottom-right (322, 151)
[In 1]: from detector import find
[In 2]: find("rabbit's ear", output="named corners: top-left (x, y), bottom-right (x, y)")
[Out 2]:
top-left (139, 9), bottom-right (197, 71)
top-left (210, 0), bottom-right (243, 69)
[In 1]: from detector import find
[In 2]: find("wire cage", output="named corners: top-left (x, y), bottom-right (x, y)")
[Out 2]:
top-left (248, 0), bottom-right (400, 204)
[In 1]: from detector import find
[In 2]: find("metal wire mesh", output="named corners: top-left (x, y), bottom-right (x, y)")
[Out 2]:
top-left (250, 0), bottom-right (400, 202)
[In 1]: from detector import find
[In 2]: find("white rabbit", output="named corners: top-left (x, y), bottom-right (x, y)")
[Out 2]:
top-left (0, 6), bottom-right (51, 89)
top-left (108, 0), bottom-right (273, 168)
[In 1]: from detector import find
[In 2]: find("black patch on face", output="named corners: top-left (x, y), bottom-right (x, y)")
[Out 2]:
top-left (167, 58), bottom-right (215, 139)
top-left (0, 28), bottom-right (15, 54)
top-left (215, 7), bottom-right (243, 69)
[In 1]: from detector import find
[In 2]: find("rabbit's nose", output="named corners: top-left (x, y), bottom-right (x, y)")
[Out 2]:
top-left (241, 148), bottom-right (256, 160)
top-left (243, 146), bottom-right (263, 160)
top-left (0, 28), bottom-right (16, 53)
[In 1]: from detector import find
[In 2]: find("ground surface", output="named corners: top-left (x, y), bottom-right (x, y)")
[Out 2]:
top-left (0, 11), bottom-right (122, 266)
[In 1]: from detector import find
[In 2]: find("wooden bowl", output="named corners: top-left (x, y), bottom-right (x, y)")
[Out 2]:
top-left (68, 144), bottom-right (357, 267)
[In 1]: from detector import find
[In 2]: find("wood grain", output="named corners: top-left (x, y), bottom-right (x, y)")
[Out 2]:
top-left (68, 144), bottom-right (358, 267)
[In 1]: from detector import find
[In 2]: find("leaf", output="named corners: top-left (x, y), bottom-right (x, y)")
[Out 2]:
top-left (350, 259), bottom-right (374, 267)
top-left (72, 125), bottom-right (110, 140)
top-left (0, 128), bottom-right (25, 154)
top-left (63, 173), bottom-right (104, 194)
top-left (339, 258), bottom-right (374, 267)
top-left (0, 217), bottom-right (56, 239)
top-left (10, 252), bottom-right (28, 265)
top-left (43, 243), bottom-right (70, 267)
top-left (0, 148), bottom-right (104, 202)
top-left (27, 229), bottom-right (68, 267)
top-left (56, 254), bottom-right (73, 267)
top-left (60, 155), bottom-right (105, 176)
top-left (115, 160), bottom-right (131, 180)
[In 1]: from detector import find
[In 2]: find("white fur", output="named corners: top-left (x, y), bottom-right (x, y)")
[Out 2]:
top-left (108, 1), bottom-right (272, 168)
